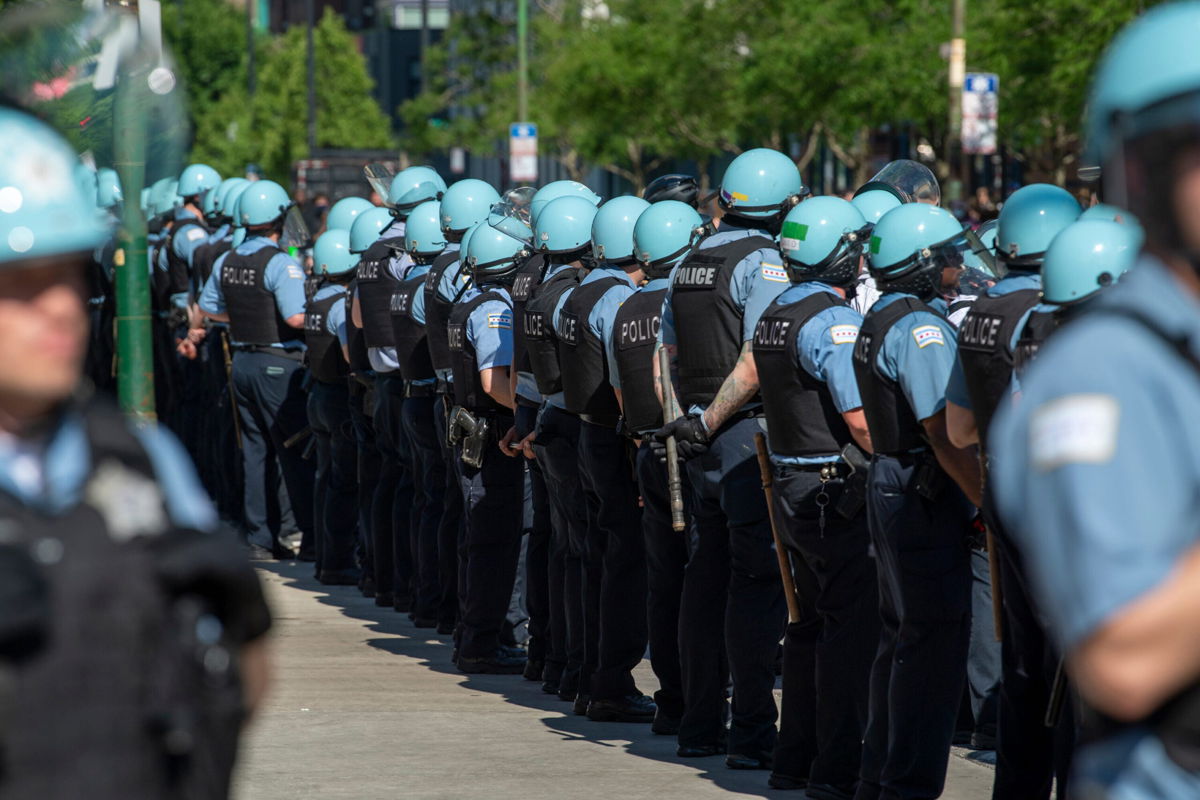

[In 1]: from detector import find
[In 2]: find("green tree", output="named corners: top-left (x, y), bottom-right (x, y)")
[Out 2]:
top-left (161, 0), bottom-right (247, 139)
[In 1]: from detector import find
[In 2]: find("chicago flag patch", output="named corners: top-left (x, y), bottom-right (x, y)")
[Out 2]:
top-left (829, 324), bottom-right (859, 345)
top-left (911, 324), bottom-right (945, 348)
top-left (761, 262), bottom-right (789, 283)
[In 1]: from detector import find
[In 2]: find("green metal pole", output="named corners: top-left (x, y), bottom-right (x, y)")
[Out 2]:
top-left (113, 71), bottom-right (155, 422)
top-left (517, 0), bottom-right (528, 122)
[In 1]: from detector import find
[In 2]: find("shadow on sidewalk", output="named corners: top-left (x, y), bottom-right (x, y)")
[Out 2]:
top-left (255, 559), bottom-right (777, 798)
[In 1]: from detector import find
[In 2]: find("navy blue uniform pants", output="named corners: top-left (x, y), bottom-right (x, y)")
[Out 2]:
top-left (635, 439), bottom-right (687, 720)
top-left (402, 391), bottom-right (446, 620)
top-left (433, 392), bottom-right (464, 628)
top-left (772, 465), bottom-right (879, 787)
top-left (308, 380), bottom-right (359, 575)
top-left (458, 413), bottom-right (524, 659)
top-left (371, 374), bottom-right (415, 601)
top-left (681, 417), bottom-right (786, 759)
top-left (533, 405), bottom-right (591, 697)
top-left (578, 421), bottom-right (648, 702)
top-left (349, 380), bottom-right (378, 580)
top-left (516, 402), bottom-right (555, 672)
top-left (855, 455), bottom-right (972, 800)
top-left (231, 349), bottom-right (314, 550)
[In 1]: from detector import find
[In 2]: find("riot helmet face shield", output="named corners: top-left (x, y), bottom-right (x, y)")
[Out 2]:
top-left (876, 229), bottom-right (969, 301)
top-left (855, 159), bottom-right (942, 206)
top-left (487, 186), bottom-right (536, 243)
top-left (281, 204), bottom-right (312, 250)
top-left (364, 163), bottom-right (396, 205)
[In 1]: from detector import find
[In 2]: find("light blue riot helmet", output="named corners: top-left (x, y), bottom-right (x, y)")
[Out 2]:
top-left (458, 221), bottom-right (485, 267)
top-left (151, 178), bottom-right (181, 217)
top-left (75, 165), bottom-right (97, 209)
top-left (778, 197), bottom-right (870, 287)
top-left (326, 196), bottom-right (374, 232)
top-left (231, 227), bottom-right (247, 248)
top-left (238, 180), bottom-right (292, 227)
top-left (868, 203), bottom-right (966, 300)
top-left (148, 178), bottom-right (173, 218)
top-left (717, 148), bottom-right (806, 225)
top-left (592, 196), bottom-right (651, 263)
top-left (95, 167), bottom-right (122, 210)
top-left (201, 185), bottom-right (222, 218)
top-left (465, 225), bottom-right (530, 286)
top-left (995, 183), bottom-right (1080, 269)
top-left (387, 166), bottom-right (447, 213)
top-left (530, 180), bottom-right (601, 223)
top-left (633, 200), bottom-right (705, 279)
top-left (851, 189), bottom-right (902, 225)
top-left (215, 178), bottom-right (250, 220)
top-left (533, 195), bottom-right (599, 257)
top-left (140, 187), bottom-right (151, 215)
top-left (440, 179), bottom-right (502, 235)
top-left (1042, 220), bottom-right (1140, 305)
top-left (405, 200), bottom-right (449, 257)
top-left (0, 109), bottom-right (110, 264)
top-left (1079, 202), bottom-right (1145, 245)
top-left (349, 206), bottom-right (393, 253)
top-left (177, 163), bottom-right (221, 200)
top-left (313, 229), bottom-right (358, 276)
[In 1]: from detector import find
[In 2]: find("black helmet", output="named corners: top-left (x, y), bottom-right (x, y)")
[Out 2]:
top-left (643, 174), bottom-right (700, 207)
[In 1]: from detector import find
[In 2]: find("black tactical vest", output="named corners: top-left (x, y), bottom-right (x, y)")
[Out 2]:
top-left (670, 235), bottom-right (775, 407)
top-left (852, 296), bottom-right (934, 455)
top-left (424, 248), bottom-right (466, 375)
top-left (560, 275), bottom-right (626, 424)
top-left (149, 238), bottom-right (169, 313)
top-left (0, 403), bottom-right (255, 800)
top-left (192, 235), bottom-right (231, 293)
top-left (510, 253), bottom-right (548, 377)
top-left (956, 287), bottom-right (1040, 449)
top-left (612, 285), bottom-right (667, 435)
top-left (305, 287), bottom-right (349, 384)
top-left (1013, 308), bottom-right (1057, 378)
top-left (389, 272), bottom-right (436, 382)
top-left (166, 217), bottom-right (209, 299)
top-left (354, 237), bottom-right (404, 349)
top-left (304, 273), bottom-right (323, 305)
top-left (448, 290), bottom-right (510, 414)
top-left (344, 281), bottom-right (371, 374)
top-left (524, 267), bottom-right (582, 396)
top-left (753, 290), bottom-right (854, 457)
top-left (221, 245), bottom-right (303, 346)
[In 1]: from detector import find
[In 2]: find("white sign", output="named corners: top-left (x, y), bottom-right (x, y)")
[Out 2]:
top-left (962, 72), bottom-right (999, 156)
top-left (510, 122), bottom-right (538, 183)
top-left (449, 147), bottom-right (466, 175)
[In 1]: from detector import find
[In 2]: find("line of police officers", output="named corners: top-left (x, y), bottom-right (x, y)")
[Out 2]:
top-left (85, 8), bottom-right (1200, 793)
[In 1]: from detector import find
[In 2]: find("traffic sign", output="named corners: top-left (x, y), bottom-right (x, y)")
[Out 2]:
top-left (962, 72), bottom-right (999, 155)
top-left (510, 121), bottom-right (538, 183)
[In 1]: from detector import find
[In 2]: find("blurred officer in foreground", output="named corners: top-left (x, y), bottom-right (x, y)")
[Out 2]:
top-left (851, 203), bottom-right (980, 800)
top-left (993, 5), bottom-right (1200, 796)
top-left (0, 107), bottom-right (270, 800)
top-left (199, 180), bottom-right (314, 559)
top-left (751, 196), bottom-right (877, 797)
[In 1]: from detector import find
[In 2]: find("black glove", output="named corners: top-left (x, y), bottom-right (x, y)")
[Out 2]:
top-left (652, 414), bottom-right (710, 461)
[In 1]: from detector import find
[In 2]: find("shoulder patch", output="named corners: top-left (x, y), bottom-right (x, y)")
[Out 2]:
top-left (1030, 394), bottom-right (1119, 472)
top-left (829, 324), bottom-right (859, 345)
top-left (911, 324), bottom-right (945, 348)
top-left (287, 265), bottom-right (306, 280)
top-left (186, 228), bottom-right (207, 242)
top-left (487, 310), bottom-right (513, 330)
top-left (761, 263), bottom-right (789, 283)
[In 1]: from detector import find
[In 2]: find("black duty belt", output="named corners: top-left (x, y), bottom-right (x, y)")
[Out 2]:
top-left (778, 460), bottom-right (852, 478)
top-left (436, 377), bottom-right (451, 395)
top-left (232, 345), bottom-right (305, 362)
top-left (404, 382), bottom-right (437, 398)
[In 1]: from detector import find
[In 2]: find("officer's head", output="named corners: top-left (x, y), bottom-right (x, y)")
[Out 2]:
top-left (1042, 219), bottom-right (1141, 307)
top-left (348, 207), bottom-right (393, 255)
top-left (1086, 2), bottom-right (1200, 269)
top-left (177, 164), bottom-right (221, 210)
top-left (633, 200), bottom-right (705, 280)
top-left (405, 201), bottom-right (449, 264)
top-left (387, 166), bottom-right (446, 219)
top-left (533, 195), bottom-right (599, 265)
top-left (0, 109), bottom-right (110, 415)
top-left (464, 225), bottom-right (530, 287)
top-left (717, 149), bottom-right (807, 234)
top-left (850, 189), bottom-right (902, 227)
top-left (643, 174), bottom-right (700, 208)
top-left (237, 181), bottom-right (293, 239)
top-left (530, 181), bottom-right (601, 225)
top-left (779, 197), bottom-right (870, 288)
top-left (313, 229), bottom-right (358, 281)
top-left (592, 196), bottom-right (650, 266)
top-left (440, 179), bottom-right (501, 241)
top-left (867, 204), bottom-right (967, 301)
top-left (995, 184), bottom-right (1080, 272)
top-left (325, 196), bottom-right (374, 233)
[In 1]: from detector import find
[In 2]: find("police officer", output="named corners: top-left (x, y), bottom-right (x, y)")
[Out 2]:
top-left (558, 195), bottom-right (656, 723)
top-left (345, 206), bottom-right (395, 601)
top-left (392, 200), bottom-right (449, 626)
top-left (750, 196), bottom-right (878, 797)
top-left (653, 148), bottom-right (803, 767)
top-left (0, 107), bottom-right (271, 800)
top-left (305, 229), bottom-right (361, 585)
top-left (199, 180), bottom-right (315, 560)
top-left (449, 224), bottom-right (529, 674)
top-left (86, 167), bottom-right (121, 396)
top-left (614, 199), bottom-right (704, 735)
top-left (522, 191), bottom-right (600, 704)
top-left (850, 203), bottom-right (981, 800)
top-left (643, 174), bottom-right (701, 207)
top-left (351, 169), bottom-right (444, 610)
top-left (945, 183), bottom-right (1080, 800)
top-left (992, 8), bottom-right (1200, 796)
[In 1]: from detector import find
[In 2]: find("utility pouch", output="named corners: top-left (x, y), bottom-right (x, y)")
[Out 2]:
top-left (914, 454), bottom-right (947, 501)
top-left (461, 417), bottom-right (491, 469)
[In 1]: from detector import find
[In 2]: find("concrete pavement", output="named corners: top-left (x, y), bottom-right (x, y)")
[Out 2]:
top-left (234, 561), bottom-right (996, 800)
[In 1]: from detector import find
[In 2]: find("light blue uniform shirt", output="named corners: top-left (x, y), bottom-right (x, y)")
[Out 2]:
top-left (161, 207), bottom-right (209, 310)
top-left (606, 277), bottom-right (669, 391)
top-left (991, 257), bottom-right (1200, 800)
top-left (313, 283), bottom-right (348, 339)
top-left (870, 292), bottom-right (958, 424)
top-left (0, 409), bottom-right (216, 530)
top-left (752, 282), bottom-right (865, 465)
top-left (198, 236), bottom-right (307, 350)
top-left (433, 242), bottom-right (466, 383)
top-left (575, 265), bottom-right (637, 391)
top-left (460, 286), bottom-right (513, 372)
top-left (946, 272), bottom-right (1042, 409)
top-left (401, 261), bottom-right (436, 386)
top-left (659, 225), bottom-right (787, 415)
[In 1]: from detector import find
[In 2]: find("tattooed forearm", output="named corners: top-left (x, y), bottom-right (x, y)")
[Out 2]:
top-left (701, 342), bottom-right (759, 433)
